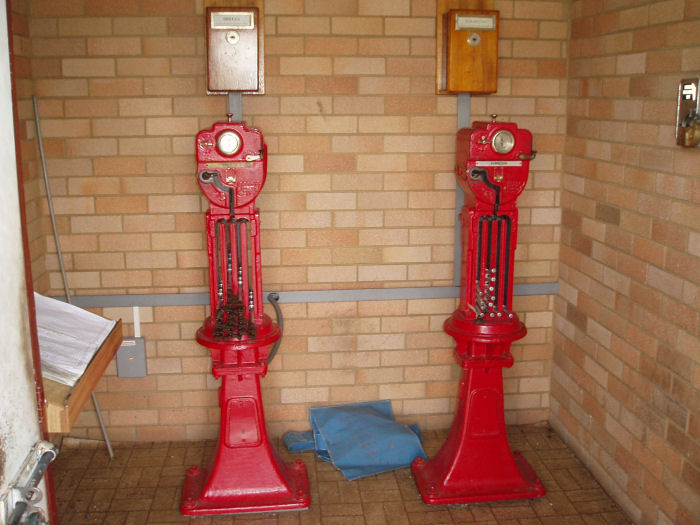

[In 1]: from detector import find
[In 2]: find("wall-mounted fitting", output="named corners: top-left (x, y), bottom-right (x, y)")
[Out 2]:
top-left (676, 78), bottom-right (700, 148)
top-left (437, 5), bottom-right (499, 95)
top-left (206, 5), bottom-right (264, 95)
top-left (117, 337), bottom-right (147, 377)
top-left (445, 10), bottom-right (498, 94)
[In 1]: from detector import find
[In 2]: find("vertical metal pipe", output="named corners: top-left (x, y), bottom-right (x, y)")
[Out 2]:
top-left (503, 217), bottom-right (512, 309)
top-left (215, 220), bottom-right (224, 307)
top-left (495, 218), bottom-right (502, 311)
top-left (476, 217), bottom-right (484, 293)
top-left (244, 220), bottom-right (255, 314)
top-left (234, 219), bottom-right (245, 302)
top-left (33, 96), bottom-right (114, 459)
top-left (33, 95), bottom-right (71, 305)
top-left (92, 394), bottom-right (113, 458)
top-left (225, 223), bottom-right (233, 300)
top-left (485, 218), bottom-right (493, 274)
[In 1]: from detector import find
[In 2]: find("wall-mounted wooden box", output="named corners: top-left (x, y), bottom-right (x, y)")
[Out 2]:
top-left (205, 2), bottom-right (265, 95)
top-left (436, 0), bottom-right (496, 95)
top-left (445, 10), bottom-right (498, 94)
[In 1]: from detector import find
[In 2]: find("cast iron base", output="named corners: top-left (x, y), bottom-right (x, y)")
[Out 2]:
top-left (181, 456), bottom-right (310, 515)
top-left (412, 450), bottom-right (545, 505)
top-left (411, 310), bottom-right (546, 505)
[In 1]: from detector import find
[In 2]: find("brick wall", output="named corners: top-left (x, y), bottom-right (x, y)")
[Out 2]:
top-left (14, 0), bottom-right (566, 446)
top-left (12, 1), bottom-right (700, 523)
top-left (551, 1), bottom-right (699, 524)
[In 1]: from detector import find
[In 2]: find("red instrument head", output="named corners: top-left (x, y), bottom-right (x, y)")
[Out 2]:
top-left (196, 120), bottom-right (268, 213)
top-left (455, 117), bottom-right (535, 208)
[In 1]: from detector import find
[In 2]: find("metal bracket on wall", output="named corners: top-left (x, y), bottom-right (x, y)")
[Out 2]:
top-left (228, 92), bottom-right (243, 121)
top-left (676, 78), bottom-right (700, 147)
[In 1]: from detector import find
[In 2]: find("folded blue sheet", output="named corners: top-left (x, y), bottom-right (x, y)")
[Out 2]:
top-left (283, 400), bottom-right (426, 481)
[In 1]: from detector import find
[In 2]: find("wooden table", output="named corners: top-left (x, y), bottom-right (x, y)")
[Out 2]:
top-left (43, 320), bottom-right (123, 434)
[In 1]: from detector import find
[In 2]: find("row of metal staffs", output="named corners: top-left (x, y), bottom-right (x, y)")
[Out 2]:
top-left (208, 165), bottom-right (513, 331)
top-left (211, 188), bottom-right (257, 340)
top-left (470, 167), bottom-right (514, 321)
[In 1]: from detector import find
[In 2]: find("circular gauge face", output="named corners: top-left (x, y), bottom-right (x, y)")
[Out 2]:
top-left (216, 131), bottom-right (242, 156)
top-left (491, 129), bottom-right (515, 154)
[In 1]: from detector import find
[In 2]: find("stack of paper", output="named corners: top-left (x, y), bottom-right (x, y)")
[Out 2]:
top-left (35, 293), bottom-right (116, 387)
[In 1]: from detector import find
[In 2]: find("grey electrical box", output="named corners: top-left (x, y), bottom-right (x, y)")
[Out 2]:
top-left (117, 337), bottom-right (147, 377)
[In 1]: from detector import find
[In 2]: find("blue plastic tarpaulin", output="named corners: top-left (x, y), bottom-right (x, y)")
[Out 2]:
top-left (283, 400), bottom-right (426, 481)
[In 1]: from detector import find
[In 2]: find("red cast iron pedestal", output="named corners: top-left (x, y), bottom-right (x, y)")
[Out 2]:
top-left (412, 312), bottom-right (544, 503)
top-left (181, 119), bottom-right (310, 515)
top-left (412, 117), bottom-right (545, 504)
top-left (181, 317), bottom-right (310, 514)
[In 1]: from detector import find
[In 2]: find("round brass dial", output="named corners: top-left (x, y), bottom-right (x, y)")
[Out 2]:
top-left (491, 129), bottom-right (515, 154)
top-left (216, 131), bottom-right (242, 156)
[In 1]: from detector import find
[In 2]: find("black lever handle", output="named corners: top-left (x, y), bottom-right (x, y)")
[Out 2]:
top-left (518, 151), bottom-right (537, 160)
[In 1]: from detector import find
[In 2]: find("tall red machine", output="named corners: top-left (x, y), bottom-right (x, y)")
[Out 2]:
top-left (180, 116), bottom-right (310, 515)
top-left (411, 115), bottom-right (546, 504)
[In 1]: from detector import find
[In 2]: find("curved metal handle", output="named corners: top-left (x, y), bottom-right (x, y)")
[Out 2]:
top-left (245, 149), bottom-right (265, 162)
top-left (267, 292), bottom-right (283, 364)
top-left (518, 151), bottom-right (537, 160)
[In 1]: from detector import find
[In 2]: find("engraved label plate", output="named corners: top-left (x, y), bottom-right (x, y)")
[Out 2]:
top-left (211, 11), bottom-right (255, 30)
top-left (455, 14), bottom-right (496, 31)
top-left (475, 160), bottom-right (523, 167)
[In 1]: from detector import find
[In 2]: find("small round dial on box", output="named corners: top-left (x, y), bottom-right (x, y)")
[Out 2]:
top-left (216, 130), bottom-right (242, 156)
top-left (491, 129), bottom-right (515, 154)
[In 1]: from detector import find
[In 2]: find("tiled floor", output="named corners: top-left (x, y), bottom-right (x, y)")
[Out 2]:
top-left (53, 425), bottom-right (634, 524)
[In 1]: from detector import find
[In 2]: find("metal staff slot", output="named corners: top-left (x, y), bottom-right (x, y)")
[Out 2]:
top-left (212, 218), bottom-right (256, 340)
top-left (469, 167), bottom-right (513, 319)
top-left (209, 185), bottom-right (256, 340)
top-left (214, 218), bottom-right (226, 307)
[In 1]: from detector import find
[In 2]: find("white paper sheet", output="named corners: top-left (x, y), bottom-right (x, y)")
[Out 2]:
top-left (35, 293), bottom-right (116, 387)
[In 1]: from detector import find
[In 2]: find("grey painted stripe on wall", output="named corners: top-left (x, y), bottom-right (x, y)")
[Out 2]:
top-left (453, 92), bottom-right (471, 287)
top-left (65, 282), bottom-right (559, 308)
top-left (228, 92), bottom-right (243, 121)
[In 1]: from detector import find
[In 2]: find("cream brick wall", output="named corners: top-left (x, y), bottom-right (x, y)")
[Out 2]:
top-left (552, 1), bottom-right (700, 524)
top-left (21, 0), bottom-right (565, 297)
top-left (15, 0), bottom-right (563, 453)
top-left (11, 2), bottom-right (699, 523)
top-left (70, 292), bottom-right (552, 442)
